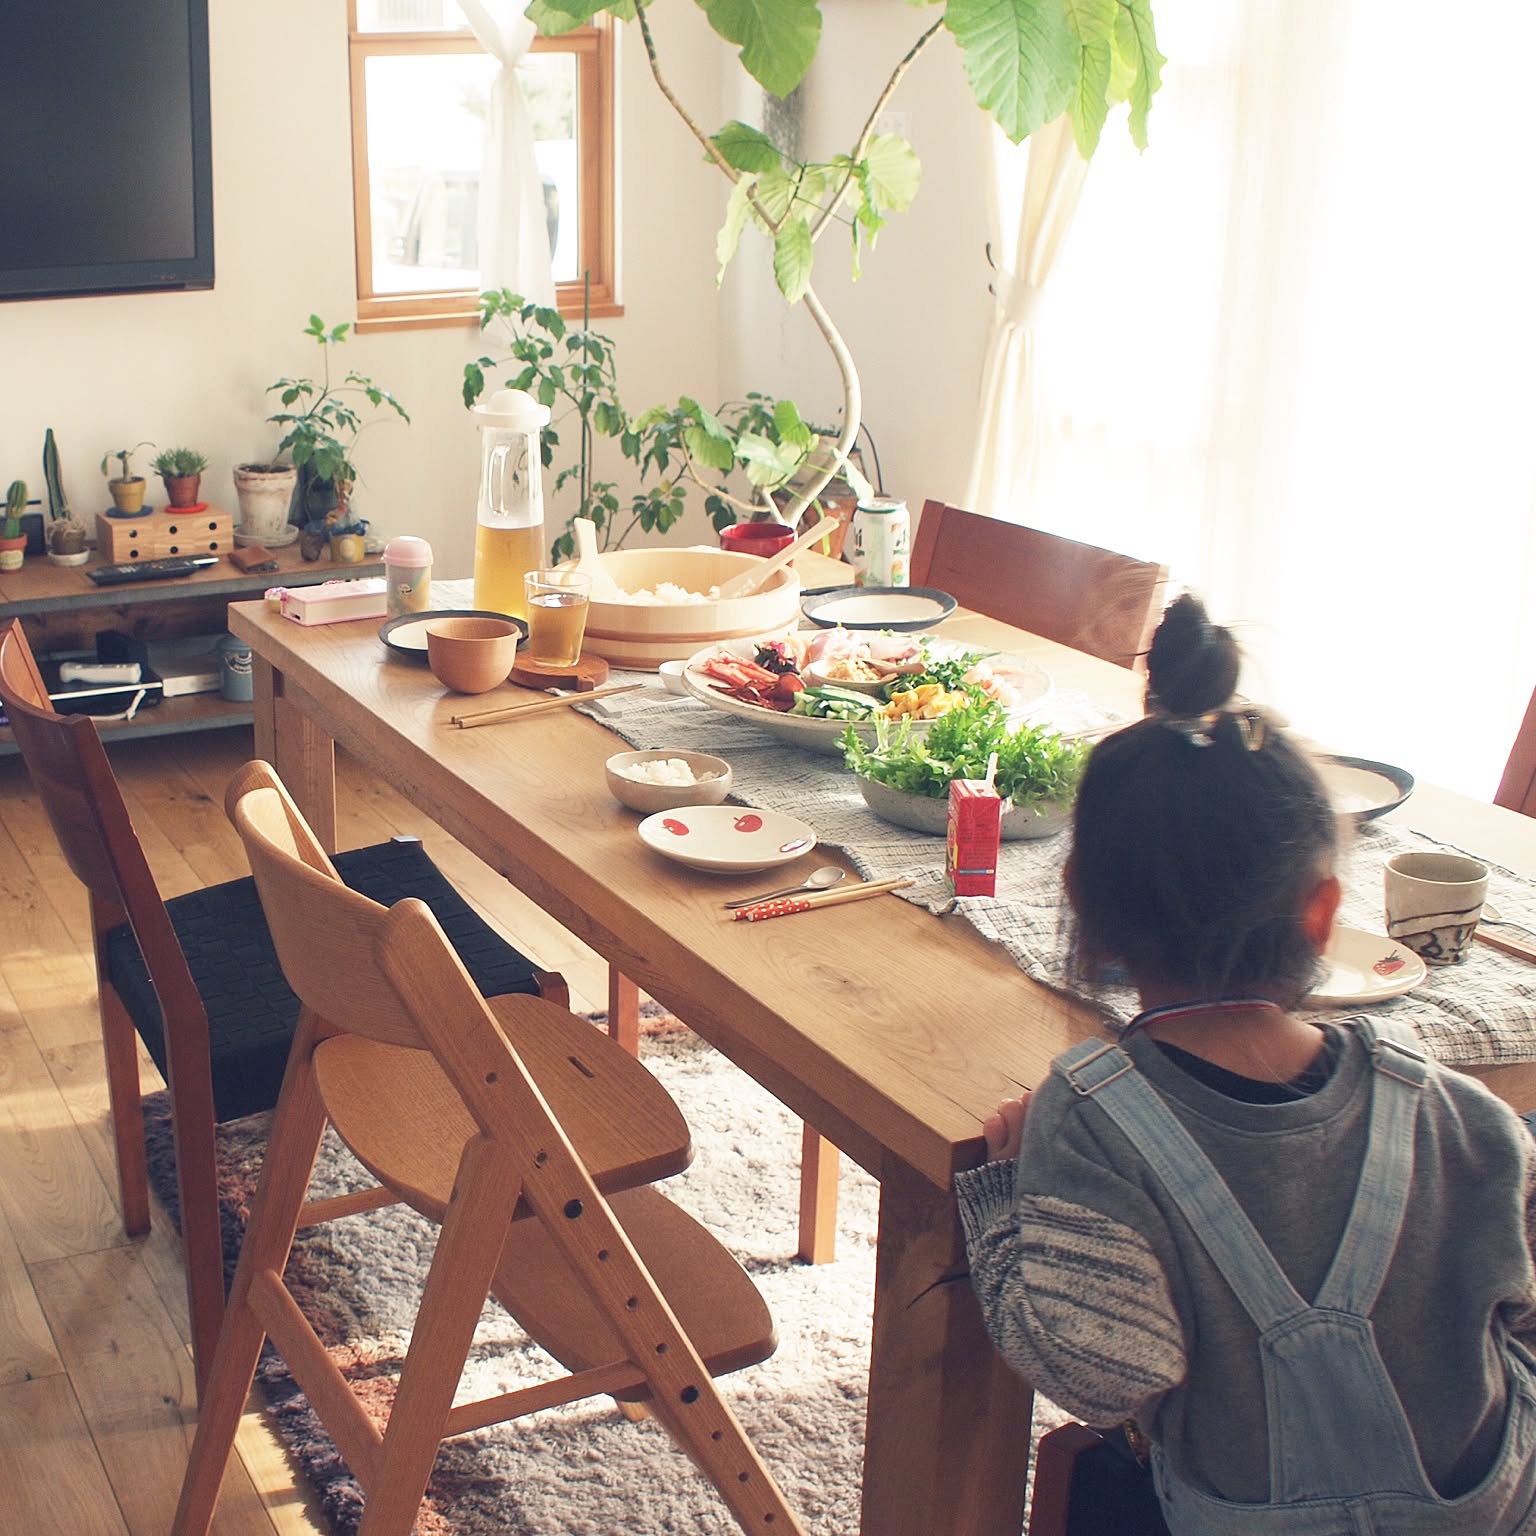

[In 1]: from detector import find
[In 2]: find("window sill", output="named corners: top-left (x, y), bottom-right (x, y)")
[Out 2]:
top-left (356, 289), bottom-right (623, 335)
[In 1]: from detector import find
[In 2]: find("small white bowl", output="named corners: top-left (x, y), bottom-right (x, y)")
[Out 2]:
top-left (657, 659), bottom-right (690, 695)
top-left (605, 750), bottom-right (733, 814)
top-left (637, 804), bottom-right (817, 874)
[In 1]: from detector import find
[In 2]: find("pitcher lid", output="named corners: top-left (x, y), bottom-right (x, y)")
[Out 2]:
top-left (471, 388), bottom-right (551, 431)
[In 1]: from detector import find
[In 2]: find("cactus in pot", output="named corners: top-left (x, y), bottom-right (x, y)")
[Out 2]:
top-left (43, 428), bottom-right (89, 564)
top-left (1, 480), bottom-right (27, 570)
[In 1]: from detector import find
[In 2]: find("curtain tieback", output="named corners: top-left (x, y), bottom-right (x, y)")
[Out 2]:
top-left (994, 269), bottom-right (1044, 330)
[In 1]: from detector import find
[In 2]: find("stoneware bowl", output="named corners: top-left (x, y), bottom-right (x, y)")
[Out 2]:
top-left (605, 750), bottom-right (733, 814)
top-left (425, 616), bottom-right (520, 694)
top-left (855, 775), bottom-right (1072, 841)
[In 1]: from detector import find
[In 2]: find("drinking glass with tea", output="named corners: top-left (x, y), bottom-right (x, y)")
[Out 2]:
top-left (524, 569), bottom-right (593, 668)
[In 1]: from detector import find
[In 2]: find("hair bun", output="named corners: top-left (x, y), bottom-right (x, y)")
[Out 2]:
top-left (1147, 593), bottom-right (1240, 717)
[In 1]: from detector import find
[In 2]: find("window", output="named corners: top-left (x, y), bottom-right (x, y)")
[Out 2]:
top-left (347, 0), bottom-right (615, 330)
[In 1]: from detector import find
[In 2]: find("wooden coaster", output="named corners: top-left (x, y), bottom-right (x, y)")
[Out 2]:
top-left (508, 652), bottom-right (610, 691)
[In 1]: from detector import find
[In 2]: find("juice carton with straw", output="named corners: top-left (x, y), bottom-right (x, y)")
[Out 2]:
top-left (947, 772), bottom-right (1003, 897)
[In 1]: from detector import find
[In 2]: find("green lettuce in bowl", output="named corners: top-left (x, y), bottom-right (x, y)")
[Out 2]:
top-left (841, 699), bottom-right (1090, 838)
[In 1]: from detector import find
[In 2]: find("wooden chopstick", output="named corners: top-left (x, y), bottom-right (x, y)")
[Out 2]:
top-left (1475, 926), bottom-right (1536, 964)
top-left (732, 877), bottom-right (913, 921)
top-left (450, 682), bottom-right (645, 728)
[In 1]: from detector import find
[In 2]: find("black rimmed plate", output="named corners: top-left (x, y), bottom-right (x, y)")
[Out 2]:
top-left (1316, 755), bottom-right (1415, 822)
top-left (800, 585), bottom-right (957, 632)
top-left (380, 609), bottom-right (528, 661)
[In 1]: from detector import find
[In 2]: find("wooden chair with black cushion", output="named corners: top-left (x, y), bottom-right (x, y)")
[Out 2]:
top-left (174, 760), bottom-right (804, 1536)
top-left (910, 499), bottom-right (1170, 671)
top-left (1028, 1422), bottom-right (1167, 1536)
top-left (0, 616), bottom-right (566, 1394)
top-left (1496, 685), bottom-right (1536, 818)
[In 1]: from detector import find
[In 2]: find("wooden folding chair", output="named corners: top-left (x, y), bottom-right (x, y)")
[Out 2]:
top-left (1495, 684), bottom-right (1536, 817)
top-left (174, 761), bottom-right (804, 1535)
top-left (0, 616), bottom-right (566, 1393)
top-left (909, 500), bottom-right (1170, 672)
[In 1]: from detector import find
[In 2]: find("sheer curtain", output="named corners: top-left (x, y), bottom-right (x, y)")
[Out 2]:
top-left (456, 0), bottom-right (555, 303)
top-left (972, 0), bottom-right (1536, 799)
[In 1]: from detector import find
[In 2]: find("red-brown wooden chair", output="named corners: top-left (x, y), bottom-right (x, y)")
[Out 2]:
top-left (1495, 685), bottom-right (1536, 817)
top-left (910, 500), bottom-right (1170, 672)
top-left (0, 616), bottom-right (567, 1393)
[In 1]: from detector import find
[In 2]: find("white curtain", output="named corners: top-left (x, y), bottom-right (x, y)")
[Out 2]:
top-left (456, 0), bottom-right (556, 303)
top-left (973, 0), bottom-right (1536, 801)
top-left (966, 114), bottom-right (1089, 518)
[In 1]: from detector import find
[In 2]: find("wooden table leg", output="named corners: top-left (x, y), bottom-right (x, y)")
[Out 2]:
top-left (797, 1124), bottom-right (840, 1264)
top-left (265, 671), bottom-right (337, 854)
top-left (862, 1157), bottom-right (1033, 1536)
top-left (607, 966), bottom-right (640, 1056)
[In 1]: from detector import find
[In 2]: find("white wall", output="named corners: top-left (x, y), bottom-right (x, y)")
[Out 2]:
top-left (0, 1), bottom-right (991, 578)
top-left (717, 2), bottom-right (996, 517)
top-left (0, 0), bottom-right (727, 581)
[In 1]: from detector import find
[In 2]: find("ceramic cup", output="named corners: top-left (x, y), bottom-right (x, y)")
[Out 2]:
top-left (1383, 851), bottom-right (1489, 965)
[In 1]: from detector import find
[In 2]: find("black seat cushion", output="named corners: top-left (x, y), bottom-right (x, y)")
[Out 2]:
top-left (106, 838), bottom-right (543, 1121)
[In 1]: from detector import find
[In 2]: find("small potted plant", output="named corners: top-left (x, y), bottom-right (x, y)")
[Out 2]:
top-left (101, 441), bottom-right (156, 514)
top-left (152, 446), bottom-right (209, 509)
top-left (1, 480), bottom-right (27, 571)
top-left (43, 427), bottom-right (89, 565)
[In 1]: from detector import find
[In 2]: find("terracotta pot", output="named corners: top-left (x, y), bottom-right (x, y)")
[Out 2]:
top-left (0, 534), bottom-right (26, 572)
top-left (163, 473), bottom-right (202, 509)
top-left (108, 477), bottom-right (147, 514)
top-left (233, 464), bottom-right (298, 544)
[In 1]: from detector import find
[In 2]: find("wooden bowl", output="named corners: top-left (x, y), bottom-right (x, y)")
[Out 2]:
top-left (425, 616), bottom-right (520, 694)
top-left (576, 547), bottom-right (802, 670)
top-left (605, 750), bottom-right (733, 813)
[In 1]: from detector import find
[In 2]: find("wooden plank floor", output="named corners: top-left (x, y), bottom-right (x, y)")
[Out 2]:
top-left (0, 728), bottom-right (611, 1534)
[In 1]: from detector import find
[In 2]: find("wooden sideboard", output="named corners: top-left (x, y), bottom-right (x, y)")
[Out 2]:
top-left (0, 543), bottom-right (384, 752)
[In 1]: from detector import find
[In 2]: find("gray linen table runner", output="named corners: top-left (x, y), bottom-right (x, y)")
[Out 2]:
top-left (583, 676), bottom-right (1536, 1068)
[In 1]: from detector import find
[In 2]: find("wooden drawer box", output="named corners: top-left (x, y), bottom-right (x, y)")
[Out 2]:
top-left (95, 506), bottom-right (234, 561)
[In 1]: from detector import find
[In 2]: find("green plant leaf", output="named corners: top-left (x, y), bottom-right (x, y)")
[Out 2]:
top-left (753, 165), bottom-right (797, 226)
top-left (862, 134), bottom-right (921, 213)
top-left (462, 363), bottom-right (486, 408)
top-left (699, 0), bottom-right (821, 100)
top-left (1115, 0), bottom-right (1163, 149)
top-left (712, 120), bottom-right (783, 173)
top-left (945, 0), bottom-right (1077, 146)
top-left (772, 397), bottom-right (813, 448)
top-left (716, 176), bottom-right (758, 282)
top-left (683, 424), bottom-right (737, 473)
top-left (773, 216), bottom-right (814, 303)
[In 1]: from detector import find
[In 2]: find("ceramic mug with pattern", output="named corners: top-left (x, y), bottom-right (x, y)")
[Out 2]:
top-left (1383, 851), bottom-right (1488, 964)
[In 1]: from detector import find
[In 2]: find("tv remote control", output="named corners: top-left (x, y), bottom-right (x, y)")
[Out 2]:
top-left (88, 556), bottom-right (219, 586)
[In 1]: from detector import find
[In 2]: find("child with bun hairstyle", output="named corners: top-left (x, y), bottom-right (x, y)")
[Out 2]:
top-left (955, 594), bottom-right (1536, 1534)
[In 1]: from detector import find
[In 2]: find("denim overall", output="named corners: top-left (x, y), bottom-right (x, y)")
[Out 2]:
top-left (1057, 1018), bottom-right (1536, 1535)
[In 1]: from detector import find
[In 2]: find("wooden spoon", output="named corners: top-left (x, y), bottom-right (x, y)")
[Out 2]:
top-left (714, 516), bottom-right (839, 601)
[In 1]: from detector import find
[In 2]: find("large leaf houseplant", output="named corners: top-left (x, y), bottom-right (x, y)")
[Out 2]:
top-left (526, 0), bottom-right (1163, 526)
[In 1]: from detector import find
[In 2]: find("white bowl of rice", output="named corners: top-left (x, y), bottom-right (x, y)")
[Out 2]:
top-left (573, 546), bottom-right (802, 670)
top-left (604, 749), bottom-right (733, 814)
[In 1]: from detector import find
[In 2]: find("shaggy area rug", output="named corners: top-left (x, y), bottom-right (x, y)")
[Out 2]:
top-left (146, 1020), bottom-right (1062, 1533)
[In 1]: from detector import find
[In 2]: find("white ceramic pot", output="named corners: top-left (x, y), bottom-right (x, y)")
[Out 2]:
top-left (233, 464), bottom-right (298, 544)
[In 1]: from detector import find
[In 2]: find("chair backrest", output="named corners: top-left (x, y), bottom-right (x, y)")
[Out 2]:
top-left (1495, 685), bottom-right (1536, 818)
top-left (225, 760), bottom-right (427, 1051)
top-left (908, 500), bottom-right (1169, 671)
top-left (0, 617), bottom-right (207, 1020)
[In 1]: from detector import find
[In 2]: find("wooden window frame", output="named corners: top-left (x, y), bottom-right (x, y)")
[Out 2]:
top-left (347, 8), bottom-right (617, 332)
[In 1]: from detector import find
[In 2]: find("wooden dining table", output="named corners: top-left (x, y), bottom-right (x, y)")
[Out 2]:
top-left (227, 552), bottom-right (1536, 1535)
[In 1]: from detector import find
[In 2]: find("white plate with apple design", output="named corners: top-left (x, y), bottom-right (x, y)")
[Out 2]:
top-left (636, 805), bottom-right (817, 875)
top-left (1306, 926), bottom-right (1427, 1007)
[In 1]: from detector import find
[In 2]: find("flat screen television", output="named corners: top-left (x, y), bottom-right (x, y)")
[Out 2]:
top-left (0, 0), bottom-right (213, 302)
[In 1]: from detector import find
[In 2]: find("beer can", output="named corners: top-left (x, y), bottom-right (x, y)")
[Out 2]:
top-left (849, 498), bottom-right (911, 588)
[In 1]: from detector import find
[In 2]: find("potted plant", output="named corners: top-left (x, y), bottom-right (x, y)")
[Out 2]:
top-left (100, 441), bottom-right (156, 514)
top-left (266, 314), bottom-right (410, 560)
top-left (42, 428), bottom-right (89, 565)
top-left (1, 480), bottom-right (26, 571)
top-left (233, 461), bottom-right (300, 548)
top-left (525, 0), bottom-right (1162, 527)
top-left (152, 446), bottom-right (209, 509)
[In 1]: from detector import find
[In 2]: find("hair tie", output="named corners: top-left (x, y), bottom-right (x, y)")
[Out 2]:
top-left (1153, 704), bottom-right (1268, 752)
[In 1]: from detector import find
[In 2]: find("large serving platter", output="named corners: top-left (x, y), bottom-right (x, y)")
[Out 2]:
top-left (680, 635), bottom-right (1053, 756)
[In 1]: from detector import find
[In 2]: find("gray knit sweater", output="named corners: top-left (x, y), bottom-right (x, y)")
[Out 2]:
top-left (955, 1021), bottom-right (1536, 1502)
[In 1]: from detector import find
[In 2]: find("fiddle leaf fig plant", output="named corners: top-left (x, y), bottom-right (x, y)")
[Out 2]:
top-left (525, 0), bottom-right (1163, 526)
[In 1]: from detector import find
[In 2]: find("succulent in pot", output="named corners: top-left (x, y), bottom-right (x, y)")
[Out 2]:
top-left (152, 446), bottom-right (209, 509)
top-left (101, 441), bottom-right (156, 514)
